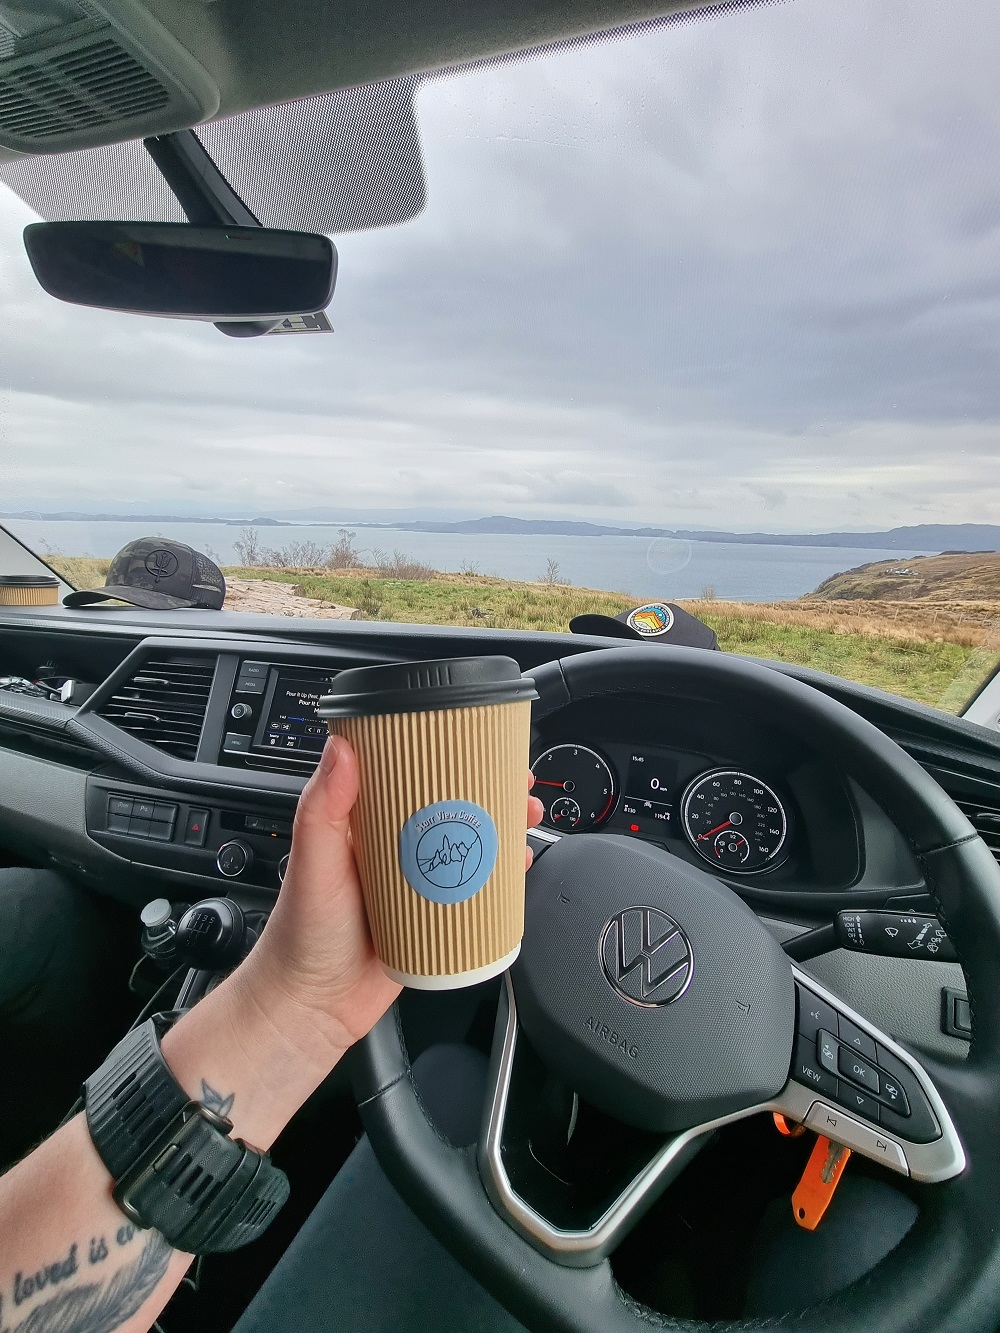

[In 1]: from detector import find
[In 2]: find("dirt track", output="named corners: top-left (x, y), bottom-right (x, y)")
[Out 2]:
top-left (223, 578), bottom-right (359, 619)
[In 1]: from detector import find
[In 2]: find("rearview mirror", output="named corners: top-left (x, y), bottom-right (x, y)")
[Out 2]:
top-left (22, 221), bottom-right (337, 321)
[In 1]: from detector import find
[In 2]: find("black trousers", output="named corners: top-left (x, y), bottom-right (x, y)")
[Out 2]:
top-left (0, 868), bottom-right (134, 1163)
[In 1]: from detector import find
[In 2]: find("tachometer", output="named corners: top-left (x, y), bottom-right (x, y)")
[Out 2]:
top-left (681, 769), bottom-right (788, 873)
top-left (531, 744), bottom-right (616, 831)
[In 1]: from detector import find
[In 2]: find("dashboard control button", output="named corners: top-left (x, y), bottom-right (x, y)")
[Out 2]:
top-left (147, 821), bottom-right (174, 842)
top-left (217, 840), bottom-right (253, 878)
top-left (231, 702), bottom-right (253, 719)
top-left (235, 676), bottom-right (266, 695)
top-left (838, 1049), bottom-right (880, 1094)
top-left (108, 795), bottom-right (134, 817)
top-left (837, 1015), bottom-right (877, 1061)
top-left (804, 1102), bottom-right (908, 1173)
top-left (134, 800), bottom-right (156, 821)
top-left (817, 1029), bottom-right (839, 1073)
top-left (223, 732), bottom-right (252, 753)
top-left (796, 984), bottom-right (839, 1042)
top-left (152, 802), bottom-right (178, 825)
top-left (183, 809), bottom-right (209, 846)
top-left (875, 1045), bottom-right (939, 1142)
top-left (129, 816), bottom-right (151, 839)
top-left (793, 1035), bottom-right (838, 1099)
top-left (239, 660), bottom-right (268, 679)
top-left (107, 813), bottom-right (130, 833)
top-left (835, 1084), bottom-right (881, 1121)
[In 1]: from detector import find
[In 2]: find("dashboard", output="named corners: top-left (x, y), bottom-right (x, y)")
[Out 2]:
top-left (0, 604), bottom-right (998, 932)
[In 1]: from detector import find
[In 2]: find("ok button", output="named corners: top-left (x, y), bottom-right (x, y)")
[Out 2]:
top-left (838, 1047), bottom-right (880, 1094)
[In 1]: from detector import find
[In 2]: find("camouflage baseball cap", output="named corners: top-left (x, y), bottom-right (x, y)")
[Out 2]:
top-left (63, 538), bottom-right (226, 610)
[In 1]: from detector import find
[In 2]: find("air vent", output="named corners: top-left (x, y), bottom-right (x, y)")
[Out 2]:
top-left (98, 656), bottom-right (216, 760)
top-left (0, 35), bottom-right (168, 140)
top-left (954, 798), bottom-right (1000, 868)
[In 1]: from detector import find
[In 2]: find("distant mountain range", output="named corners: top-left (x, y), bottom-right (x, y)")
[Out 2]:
top-left (392, 518), bottom-right (1000, 551)
top-left (2, 512), bottom-right (998, 552)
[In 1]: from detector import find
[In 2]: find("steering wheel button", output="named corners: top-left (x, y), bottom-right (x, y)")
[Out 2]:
top-left (837, 1049), bottom-right (880, 1093)
top-left (876, 1045), bottom-right (940, 1143)
top-left (816, 1029), bottom-right (839, 1073)
top-left (795, 984), bottom-right (839, 1042)
top-left (794, 1035), bottom-right (838, 1099)
top-left (836, 1084), bottom-right (881, 1122)
top-left (837, 1015), bottom-right (877, 1061)
top-left (876, 1076), bottom-right (910, 1117)
top-left (804, 1102), bottom-right (908, 1173)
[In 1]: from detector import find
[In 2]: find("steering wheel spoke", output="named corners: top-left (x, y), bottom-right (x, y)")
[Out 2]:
top-left (479, 974), bottom-right (715, 1265)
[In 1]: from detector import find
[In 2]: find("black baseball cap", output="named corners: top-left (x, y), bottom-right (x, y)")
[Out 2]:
top-left (569, 601), bottom-right (718, 650)
top-left (63, 538), bottom-right (226, 610)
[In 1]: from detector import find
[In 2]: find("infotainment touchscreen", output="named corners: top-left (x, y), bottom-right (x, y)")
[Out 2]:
top-left (252, 668), bottom-right (333, 756)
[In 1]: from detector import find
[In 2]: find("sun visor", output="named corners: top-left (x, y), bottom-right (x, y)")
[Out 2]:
top-left (0, 77), bottom-right (426, 234)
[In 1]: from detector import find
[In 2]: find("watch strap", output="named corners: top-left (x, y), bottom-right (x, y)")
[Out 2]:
top-left (84, 1016), bottom-right (289, 1253)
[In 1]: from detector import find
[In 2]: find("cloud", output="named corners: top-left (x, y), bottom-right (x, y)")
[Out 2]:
top-left (1, 0), bottom-right (999, 533)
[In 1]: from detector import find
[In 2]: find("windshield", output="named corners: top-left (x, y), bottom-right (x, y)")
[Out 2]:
top-left (1, 0), bottom-right (998, 714)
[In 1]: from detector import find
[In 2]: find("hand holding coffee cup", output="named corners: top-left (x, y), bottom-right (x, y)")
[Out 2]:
top-left (317, 657), bottom-right (538, 989)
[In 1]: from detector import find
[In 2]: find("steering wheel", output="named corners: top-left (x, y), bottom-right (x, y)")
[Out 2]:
top-left (348, 646), bottom-right (1000, 1333)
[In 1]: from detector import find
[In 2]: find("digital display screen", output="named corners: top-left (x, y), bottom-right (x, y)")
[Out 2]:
top-left (253, 670), bottom-right (332, 756)
top-left (616, 751), bottom-right (677, 835)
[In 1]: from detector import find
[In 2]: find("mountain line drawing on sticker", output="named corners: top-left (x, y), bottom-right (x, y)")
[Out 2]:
top-left (415, 826), bottom-right (484, 889)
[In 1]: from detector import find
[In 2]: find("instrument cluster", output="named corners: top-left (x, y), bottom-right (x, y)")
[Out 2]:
top-left (530, 742), bottom-right (790, 876)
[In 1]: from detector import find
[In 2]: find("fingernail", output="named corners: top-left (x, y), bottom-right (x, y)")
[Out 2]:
top-left (320, 738), bottom-right (339, 774)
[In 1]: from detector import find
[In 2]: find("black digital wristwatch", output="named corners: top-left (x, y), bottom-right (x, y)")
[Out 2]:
top-left (84, 1014), bottom-right (289, 1253)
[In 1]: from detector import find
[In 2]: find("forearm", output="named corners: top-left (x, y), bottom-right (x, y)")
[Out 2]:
top-left (0, 1115), bottom-right (187, 1333)
top-left (0, 959), bottom-right (345, 1333)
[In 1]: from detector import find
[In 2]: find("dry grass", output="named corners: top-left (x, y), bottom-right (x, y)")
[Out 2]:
top-left (47, 555), bottom-right (109, 589)
top-left (46, 555), bottom-right (1000, 712)
top-left (681, 597), bottom-right (1000, 650)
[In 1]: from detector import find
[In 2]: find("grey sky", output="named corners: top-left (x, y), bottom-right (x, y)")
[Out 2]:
top-left (1, 0), bottom-right (999, 531)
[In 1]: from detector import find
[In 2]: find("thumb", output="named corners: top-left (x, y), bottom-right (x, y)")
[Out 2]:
top-left (286, 734), bottom-right (360, 892)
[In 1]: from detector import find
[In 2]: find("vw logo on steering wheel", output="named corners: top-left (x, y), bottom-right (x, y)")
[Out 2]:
top-left (600, 906), bottom-right (694, 1007)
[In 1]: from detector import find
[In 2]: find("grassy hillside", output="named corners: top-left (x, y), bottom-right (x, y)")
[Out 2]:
top-left (812, 551), bottom-right (1000, 601)
top-left (48, 555), bottom-right (997, 712)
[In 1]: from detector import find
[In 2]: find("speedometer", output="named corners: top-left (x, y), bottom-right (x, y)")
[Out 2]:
top-left (681, 769), bottom-right (788, 873)
top-left (531, 744), bottom-right (616, 831)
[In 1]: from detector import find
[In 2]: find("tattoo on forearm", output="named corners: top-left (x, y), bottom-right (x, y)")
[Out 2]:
top-left (199, 1081), bottom-right (235, 1119)
top-left (1, 1233), bottom-right (169, 1333)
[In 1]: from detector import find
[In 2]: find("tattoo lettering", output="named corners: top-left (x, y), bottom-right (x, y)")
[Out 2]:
top-left (11, 1248), bottom-right (78, 1307)
top-left (112, 1230), bottom-right (133, 1251)
top-left (85, 1241), bottom-right (107, 1268)
top-left (199, 1081), bottom-right (234, 1119)
top-left (1, 1233), bottom-right (169, 1333)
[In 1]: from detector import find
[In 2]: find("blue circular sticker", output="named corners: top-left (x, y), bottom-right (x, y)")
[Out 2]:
top-left (398, 800), bottom-right (499, 904)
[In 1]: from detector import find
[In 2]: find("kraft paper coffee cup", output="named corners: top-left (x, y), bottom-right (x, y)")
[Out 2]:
top-left (317, 657), bottom-right (537, 989)
top-left (0, 575), bottom-right (59, 607)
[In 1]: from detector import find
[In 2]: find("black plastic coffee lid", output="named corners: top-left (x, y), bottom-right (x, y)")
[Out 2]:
top-left (0, 575), bottom-right (59, 586)
top-left (317, 656), bottom-right (538, 718)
